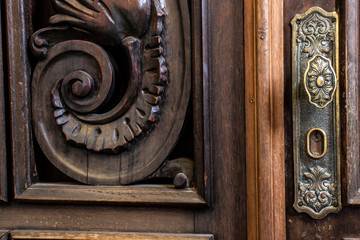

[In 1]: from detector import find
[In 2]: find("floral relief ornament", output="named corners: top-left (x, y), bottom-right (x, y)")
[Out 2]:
top-left (298, 165), bottom-right (337, 213)
top-left (296, 12), bottom-right (335, 57)
top-left (304, 54), bottom-right (336, 108)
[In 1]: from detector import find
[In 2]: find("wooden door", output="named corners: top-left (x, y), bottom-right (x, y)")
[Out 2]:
top-left (244, 0), bottom-right (360, 239)
top-left (3, 0), bottom-right (359, 239)
top-left (0, 0), bottom-right (246, 240)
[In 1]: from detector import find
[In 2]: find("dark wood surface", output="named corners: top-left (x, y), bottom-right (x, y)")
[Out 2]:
top-left (30, 0), bottom-right (192, 186)
top-left (16, 184), bottom-right (205, 206)
top-left (339, 0), bottom-right (360, 205)
top-left (8, 230), bottom-right (214, 240)
top-left (191, 0), bottom-right (212, 206)
top-left (194, 0), bottom-right (247, 239)
top-left (0, 231), bottom-right (8, 240)
top-left (0, 1), bottom-right (7, 202)
top-left (6, 0), bottom-right (210, 205)
top-left (5, 0), bottom-right (36, 197)
top-left (0, 203), bottom-right (194, 232)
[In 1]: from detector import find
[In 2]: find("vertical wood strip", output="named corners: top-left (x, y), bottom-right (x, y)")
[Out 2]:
top-left (244, 0), bottom-right (258, 238)
top-left (195, 0), bottom-right (247, 238)
top-left (340, 0), bottom-right (360, 204)
top-left (269, 0), bottom-right (285, 237)
top-left (192, 0), bottom-right (212, 204)
top-left (0, 0), bottom-right (7, 202)
top-left (5, 0), bottom-right (37, 196)
top-left (245, 0), bottom-right (286, 238)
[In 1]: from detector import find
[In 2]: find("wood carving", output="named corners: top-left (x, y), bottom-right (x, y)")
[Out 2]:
top-left (30, 0), bottom-right (191, 185)
top-left (148, 158), bottom-right (194, 188)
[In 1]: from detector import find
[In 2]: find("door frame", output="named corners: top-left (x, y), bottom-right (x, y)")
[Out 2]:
top-left (245, 0), bottom-right (286, 239)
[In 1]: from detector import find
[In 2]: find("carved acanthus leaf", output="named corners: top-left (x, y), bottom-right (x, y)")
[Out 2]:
top-left (298, 165), bottom-right (337, 213)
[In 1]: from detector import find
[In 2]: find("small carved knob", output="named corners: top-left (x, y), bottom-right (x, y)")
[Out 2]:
top-left (174, 173), bottom-right (189, 189)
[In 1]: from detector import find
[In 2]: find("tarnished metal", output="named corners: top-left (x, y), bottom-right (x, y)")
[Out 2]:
top-left (307, 128), bottom-right (327, 159)
top-left (291, 7), bottom-right (341, 219)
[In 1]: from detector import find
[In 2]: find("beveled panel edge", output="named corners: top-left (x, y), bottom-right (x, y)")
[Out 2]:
top-left (15, 183), bottom-right (206, 206)
top-left (0, 0), bottom-right (7, 203)
top-left (9, 230), bottom-right (214, 240)
top-left (0, 231), bottom-right (9, 240)
top-left (191, 0), bottom-right (213, 206)
top-left (348, 192), bottom-right (360, 205)
top-left (5, 0), bottom-right (37, 197)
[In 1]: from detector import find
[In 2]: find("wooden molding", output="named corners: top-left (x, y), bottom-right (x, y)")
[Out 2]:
top-left (5, 0), bottom-right (36, 197)
top-left (0, 231), bottom-right (8, 240)
top-left (191, 0), bottom-right (212, 206)
top-left (339, 0), bottom-right (360, 205)
top-left (245, 0), bottom-right (286, 238)
top-left (0, 1), bottom-right (7, 203)
top-left (8, 230), bottom-right (214, 240)
top-left (15, 183), bottom-right (205, 206)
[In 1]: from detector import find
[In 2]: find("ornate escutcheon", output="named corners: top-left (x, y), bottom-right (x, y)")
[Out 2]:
top-left (30, 0), bottom-right (191, 185)
top-left (304, 55), bottom-right (337, 109)
top-left (291, 7), bottom-right (341, 219)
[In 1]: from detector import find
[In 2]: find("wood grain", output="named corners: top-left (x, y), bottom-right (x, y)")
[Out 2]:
top-left (2, 0), bottom-right (246, 239)
top-left (9, 230), bottom-right (213, 240)
top-left (5, 0), bottom-right (37, 197)
top-left (29, 0), bottom-right (192, 186)
top-left (339, 0), bottom-right (360, 205)
top-left (244, 0), bottom-right (258, 237)
top-left (245, 0), bottom-right (285, 238)
top-left (0, 231), bottom-right (8, 240)
top-left (0, 203), bottom-right (194, 232)
top-left (16, 183), bottom-right (205, 206)
top-left (6, 0), bottom-right (207, 206)
top-left (191, 0), bottom-right (212, 205)
top-left (0, 1), bottom-right (7, 202)
top-left (194, 0), bottom-right (247, 239)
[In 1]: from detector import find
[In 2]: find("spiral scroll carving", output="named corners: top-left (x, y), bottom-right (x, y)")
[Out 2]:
top-left (29, 0), bottom-right (191, 185)
top-left (32, 0), bottom-right (167, 153)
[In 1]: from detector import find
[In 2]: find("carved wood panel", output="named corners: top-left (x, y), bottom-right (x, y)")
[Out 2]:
top-left (31, 0), bottom-right (189, 185)
top-left (6, 0), bottom-right (211, 206)
top-left (0, 0), bottom-right (246, 238)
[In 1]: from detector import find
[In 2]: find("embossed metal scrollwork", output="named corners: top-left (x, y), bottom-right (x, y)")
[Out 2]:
top-left (30, 0), bottom-right (192, 185)
top-left (304, 55), bottom-right (337, 109)
top-left (292, 7), bottom-right (341, 219)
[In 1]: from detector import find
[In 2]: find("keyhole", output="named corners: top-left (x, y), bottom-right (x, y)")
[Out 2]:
top-left (307, 128), bottom-right (327, 159)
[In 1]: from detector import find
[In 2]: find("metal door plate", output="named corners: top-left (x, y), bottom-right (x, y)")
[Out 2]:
top-left (291, 7), bottom-right (341, 219)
